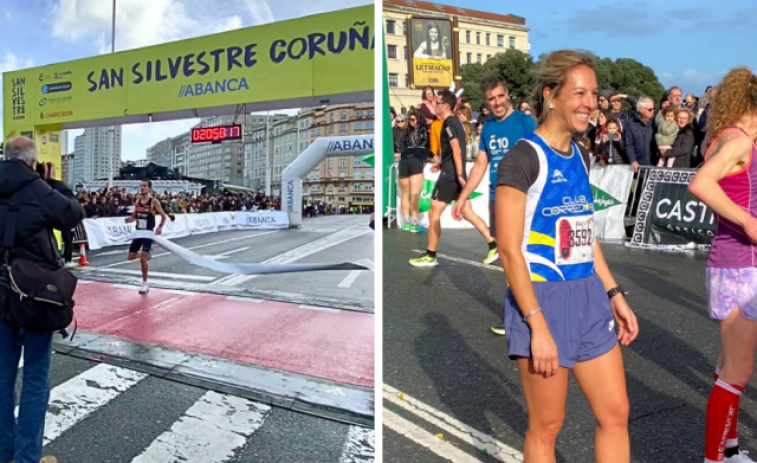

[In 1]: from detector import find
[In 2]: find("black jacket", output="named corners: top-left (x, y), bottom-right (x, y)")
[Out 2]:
top-left (666, 125), bottom-right (695, 169)
top-left (625, 114), bottom-right (656, 166)
top-left (0, 160), bottom-right (84, 270)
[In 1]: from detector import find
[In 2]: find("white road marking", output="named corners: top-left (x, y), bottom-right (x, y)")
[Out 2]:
top-left (412, 250), bottom-right (504, 273)
top-left (164, 289), bottom-right (196, 296)
top-left (90, 231), bottom-right (279, 270)
top-left (383, 410), bottom-right (485, 463)
top-left (326, 387), bottom-right (347, 397)
top-left (339, 426), bottom-right (375, 463)
top-left (298, 304), bottom-right (341, 314)
top-left (203, 245), bottom-right (252, 260)
top-left (112, 283), bottom-right (140, 290)
top-left (338, 271), bottom-right (362, 288)
top-left (91, 250), bottom-right (128, 257)
top-left (383, 384), bottom-right (522, 462)
top-left (225, 296), bottom-right (264, 303)
top-left (130, 391), bottom-right (270, 463)
top-left (217, 227), bottom-right (371, 286)
top-left (94, 268), bottom-right (215, 281)
top-left (26, 364), bottom-right (148, 445)
top-left (77, 280), bottom-right (93, 284)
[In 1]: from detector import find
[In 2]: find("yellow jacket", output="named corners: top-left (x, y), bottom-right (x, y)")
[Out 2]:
top-left (429, 119), bottom-right (443, 156)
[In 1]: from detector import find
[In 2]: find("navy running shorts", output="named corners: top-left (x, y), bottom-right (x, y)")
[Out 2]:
top-left (129, 238), bottom-right (153, 254)
top-left (504, 272), bottom-right (617, 368)
top-left (431, 178), bottom-right (463, 204)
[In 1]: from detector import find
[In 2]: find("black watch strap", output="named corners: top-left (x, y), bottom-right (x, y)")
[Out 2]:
top-left (607, 286), bottom-right (625, 299)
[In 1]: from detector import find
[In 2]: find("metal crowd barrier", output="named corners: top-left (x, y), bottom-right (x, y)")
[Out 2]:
top-left (72, 223), bottom-right (88, 245)
top-left (386, 162), bottom-right (399, 229)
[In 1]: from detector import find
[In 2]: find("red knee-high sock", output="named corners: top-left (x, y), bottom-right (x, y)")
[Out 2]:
top-left (714, 369), bottom-right (739, 449)
top-left (705, 378), bottom-right (743, 462)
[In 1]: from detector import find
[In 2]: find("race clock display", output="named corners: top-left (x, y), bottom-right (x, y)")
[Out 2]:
top-left (191, 124), bottom-right (243, 144)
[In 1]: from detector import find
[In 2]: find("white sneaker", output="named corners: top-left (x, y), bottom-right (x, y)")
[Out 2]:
top-left (64, 262), bottom-right (77, 269)
top-left (726, 450), bottom-right (756, 463)
top-left (138, 282), bottom-right (149, 294)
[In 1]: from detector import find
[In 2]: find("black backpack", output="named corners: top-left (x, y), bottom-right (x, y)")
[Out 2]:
top-left (0, 181), bottom-right (77, 337)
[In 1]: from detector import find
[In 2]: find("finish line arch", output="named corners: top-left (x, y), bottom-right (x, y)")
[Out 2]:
top-left (283, 134), bottom-right (373, 226)
top-left (2, 6), bottom-right (374, 177)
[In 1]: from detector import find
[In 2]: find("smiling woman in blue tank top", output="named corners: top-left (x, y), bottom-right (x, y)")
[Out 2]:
top-left (495, 50), bottom-right (639, 463)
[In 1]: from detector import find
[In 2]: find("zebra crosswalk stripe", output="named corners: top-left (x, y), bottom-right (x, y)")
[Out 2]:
top-left (36, 363), bottom-right (148, 445)
top-left (130, 391), bottom-right (271, 463)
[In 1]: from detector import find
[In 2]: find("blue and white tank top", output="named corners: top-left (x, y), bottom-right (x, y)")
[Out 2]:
top-left (521, 132), bottom-right (595, 282)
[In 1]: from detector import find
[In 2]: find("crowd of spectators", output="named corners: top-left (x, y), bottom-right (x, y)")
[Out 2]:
top-left (391, 84), bottom-right (715, 173)
top-left (77, 187), bottom-right (280, 219)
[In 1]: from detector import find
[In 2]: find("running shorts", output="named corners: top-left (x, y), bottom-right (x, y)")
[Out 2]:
top-left (504, 272), bottom-right (617, 368)
top-left (398, 157), bottom-right (424, 178)
top-left (129, 238), bottom-right (153, 254)
top-left (431, 178), bottom-right (463, 204)
top-left (706, 267), bottom-right (757, 321)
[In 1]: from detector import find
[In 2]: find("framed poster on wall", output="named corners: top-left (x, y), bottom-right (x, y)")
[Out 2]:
top-left (406, 16), bottom-right (459, 89)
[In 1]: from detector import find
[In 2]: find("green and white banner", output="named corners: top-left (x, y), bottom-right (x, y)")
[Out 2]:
top-left (589, 164), bottom-right (635, 241)
top-left (395, 162), bottom-right (488, 229)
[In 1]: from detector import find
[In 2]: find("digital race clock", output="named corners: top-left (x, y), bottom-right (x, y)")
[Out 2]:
top-left (191, 124), bottom-right (243, 144)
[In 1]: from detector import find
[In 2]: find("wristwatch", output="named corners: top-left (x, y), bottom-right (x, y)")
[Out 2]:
top-left (607, 286), bottom-right (626, 300)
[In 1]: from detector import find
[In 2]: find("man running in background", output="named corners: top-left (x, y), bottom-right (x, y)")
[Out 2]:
top-left (410, 90), bottom-right (497, 267)
top-left (452, 75), bottom-right (536, 336)
top-left (126, 179), bottom-right (168, 294)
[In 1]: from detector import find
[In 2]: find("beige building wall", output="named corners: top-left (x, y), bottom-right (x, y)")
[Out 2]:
top-left (383, 1), bottom-right (530, 113)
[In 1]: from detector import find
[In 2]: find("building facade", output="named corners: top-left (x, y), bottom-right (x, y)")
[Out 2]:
top-left (69, 126), bottom-right (122, 183)
top-left (383, 0), bottom-right (530, 112)
top-left (146, 138), bottom-right (173, 167)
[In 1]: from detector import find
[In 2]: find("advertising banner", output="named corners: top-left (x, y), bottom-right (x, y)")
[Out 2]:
top-left (629, 168), bottom-right (714, 249)
top-left (589, 165), bottom-right (635, 241)
top-left (81, 217), bottom-right (136, 250)
top-left (159, 214), bottom-right (191, 240)
top-left (234, 211), bottom-right (290, 229)
top-left (407, 17), bottom-right (455, 88)
top-left (214, 212), bottom-right (237, 231)
top-left (395, 162), bottom-right (489, 229)
top-left (3, 5), bottom-right (373, 139)
top-left (185, 213), bottom-right (219, 234)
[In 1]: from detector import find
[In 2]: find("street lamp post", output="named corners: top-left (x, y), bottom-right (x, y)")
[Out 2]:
top-left (108, 0), bottom-right (117, 190)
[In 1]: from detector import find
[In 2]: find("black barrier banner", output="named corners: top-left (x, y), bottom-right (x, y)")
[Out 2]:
top-left (629, 168), bottom-right (714, 249)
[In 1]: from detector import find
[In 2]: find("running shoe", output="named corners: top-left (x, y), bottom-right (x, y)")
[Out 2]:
top-left (409, 254), bottom-right (438, 267)
top-left (139, 282), bottom-right (150, 294)
top-left (411, 224), bottom-right (426, 233)
top-left (491, 323), bottom-right (506, 336)
top-left (401, 223), bottom-right (412, 231)
top-left (726, 450), bottom-right (756, 463)
top-left (483, 247), bottom-right (499, 264)
top-left (64, 262), bottom-right (77, 269)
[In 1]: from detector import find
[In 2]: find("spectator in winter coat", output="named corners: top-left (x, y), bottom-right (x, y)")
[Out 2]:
top-left (0, 136), bottom-right (83, 463)
top-left (656, 108), bottom-right (680, 167)
top-left (662, 108), bottom-right (696, 168)
top-left (625, 96), bottom-right (658, 171)
top-left (596, 120), bottom-right (627, 165)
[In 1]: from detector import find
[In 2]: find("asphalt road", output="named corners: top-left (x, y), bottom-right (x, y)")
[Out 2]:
top-left (74, 215), bottom-right (375, 308)
top-left (11, 353), bottom-right (374, 463)
top-left (383, 227), bottom-right (751, 463)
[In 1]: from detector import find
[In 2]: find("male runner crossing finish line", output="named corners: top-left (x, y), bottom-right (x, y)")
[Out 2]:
top-left (126, 179), bottom-right (169, 294)
top-left (451, 75), bottom-right (536, 335)
top-left (410, 89), bottom-right (497, 267)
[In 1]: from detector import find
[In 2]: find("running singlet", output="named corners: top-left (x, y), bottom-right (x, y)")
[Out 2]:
top-left (479, 111), bottom-right (536, 200)
top-left (705, 126), bottom-right (757, 268)
top-left (134, 196), bottom-right (156, 231)
top-left (521, 132), bottom-right (595, 282)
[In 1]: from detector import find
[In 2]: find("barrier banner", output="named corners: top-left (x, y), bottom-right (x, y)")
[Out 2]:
top-left (629, 168), bottom-right (714, 249)
top-left (234, 211), bottom-right (289, 229)
top-left (185, 213), bottom-right (219, 234)
top-left (159, 214), bottom-right (191, 240)
top-left (395, 162), bottom-right (489, 229)
top-left (81, 217), bottom-right (135, 250)
top-left (214, 212), bottom-right (237, 231)
top-left (130, 231), bottom-right (366, 274)
top-left (589, 165), bottom-right (634, 240)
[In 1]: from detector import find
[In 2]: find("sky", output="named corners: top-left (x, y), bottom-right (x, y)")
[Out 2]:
top-left (449, 0), bottom-right (756, 97)
top-left (0, 0), bottom-right (369, 160)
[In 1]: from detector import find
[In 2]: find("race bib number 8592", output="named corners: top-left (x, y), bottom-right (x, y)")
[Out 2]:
top-left (556, 216), bottom-right (595, 266)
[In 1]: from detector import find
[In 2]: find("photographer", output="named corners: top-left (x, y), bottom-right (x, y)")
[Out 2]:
top-left (0, 136), bottom-right (84, 463)
top-left (595, 120), bottom-right (628, 165)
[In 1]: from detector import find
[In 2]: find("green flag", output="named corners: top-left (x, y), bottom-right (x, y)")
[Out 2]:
top-left (356, 152), bottom-right (375, 167)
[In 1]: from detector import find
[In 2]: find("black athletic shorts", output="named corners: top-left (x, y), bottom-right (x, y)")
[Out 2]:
top-left (431, 178), bottom-right (463, 204)
top-left (129, 238), bottom-right (153, 254)
top-left (398, 157), bottom-right (424, 178)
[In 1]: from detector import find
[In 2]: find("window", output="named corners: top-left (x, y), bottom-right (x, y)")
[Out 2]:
top-left (403, 46), bottom-right (408, 60)
top-left (340, 159), bottom-right (346, 167)
top-left (387, 45), bottom-right (397, 59)
top-left (486, 33), bottom-right (490, 46)
top-left (466, 52), bottom-right (472, 64)
top-left (509, 36), bottom-right (516, 49)
top-left (366, 171), bottom-right (373, 180)
top-left (405, 74), bottom-right (409, 87)
top-left (339, 172), bottom-right (345, 178)
top-left (388, 73), bottom-right (398, 87)
top-left (367, 121), bottom-right (374, 129)
top-left (386, 20), bottom-right (395, 34)
top-left (340, 123), bottom-right (347, 132)
top-left (465, 30), bottom-right (470, 43)
top-left (476, 32), bottom-right (480, 45)
top-left (402, 21), bottom-right (407, 36)
top-left (487, 55), bottom-right (491, 61)
top-left (342, 111), bottom-right (348, 120)
top-left (354, 172), bottom-right (362, 180)
top-left (356, 121), bottom-right (362, 130)
top-left (329, 161), bottom-right (334, 168)
top-left (477, 53), bottom-right (482, 64)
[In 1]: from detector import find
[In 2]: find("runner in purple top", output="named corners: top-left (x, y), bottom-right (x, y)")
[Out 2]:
top-left (689, 68), bottom-right (757, 463)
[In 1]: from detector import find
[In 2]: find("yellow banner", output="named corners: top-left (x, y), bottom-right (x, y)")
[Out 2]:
top-left (412, 58), bottom-right (453, 88)
top-left (3, 5), bottom-right (374, 139)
